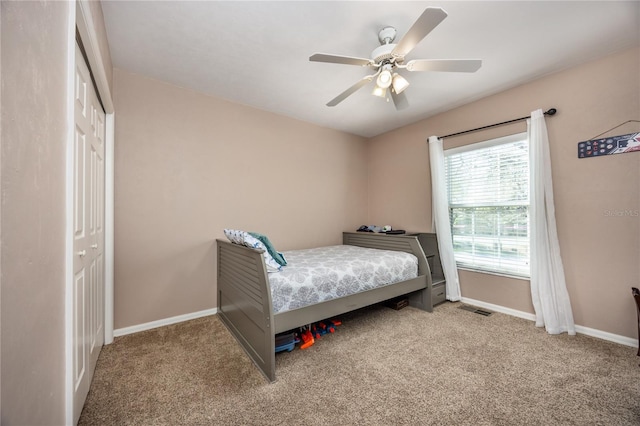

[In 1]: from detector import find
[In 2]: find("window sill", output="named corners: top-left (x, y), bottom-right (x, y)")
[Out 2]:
top-left (456, 266), bottom-right (530, 282)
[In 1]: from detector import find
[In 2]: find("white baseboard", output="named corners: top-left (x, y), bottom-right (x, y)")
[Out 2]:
top-left (113, 299), bottom-right (639, 349)
top-left (460, 297), bottom-right (639, 349)
top-left (461, 297), bottom-right (537, 322)
top-left (574, 324), bottom-right (639, 348)
top-left (113, 308), bottom-right (218, 338)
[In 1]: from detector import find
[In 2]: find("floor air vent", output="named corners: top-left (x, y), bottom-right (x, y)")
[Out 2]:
top-left (458, 305), bottom-right (493, 316)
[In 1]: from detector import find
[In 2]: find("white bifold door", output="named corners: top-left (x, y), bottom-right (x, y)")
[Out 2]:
top-left (72, 42), bottom-right (106, 424)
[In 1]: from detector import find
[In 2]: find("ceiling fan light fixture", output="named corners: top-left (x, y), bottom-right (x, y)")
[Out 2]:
top-left (376, 69), bottom-right (393, 89)
top-left (372, 85), bottom-right (387, 98)
top-left (392, 73), bottom-right (410, 94)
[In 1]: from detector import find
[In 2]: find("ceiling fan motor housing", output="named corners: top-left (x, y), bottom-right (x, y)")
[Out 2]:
top-left (371, 43), bottom-right (398, 63)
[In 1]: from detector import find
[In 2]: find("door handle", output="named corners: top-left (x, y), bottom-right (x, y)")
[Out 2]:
top-left (77, 250), bottom-right (86, 257)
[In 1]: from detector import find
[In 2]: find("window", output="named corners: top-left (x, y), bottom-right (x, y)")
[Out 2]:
top-left (444, 133), bottom-right (530, 277)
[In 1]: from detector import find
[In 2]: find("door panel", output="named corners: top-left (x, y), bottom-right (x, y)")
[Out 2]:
top-left (90, 146), bottom-right (97, 237)
top-left (73, 269), bottom-right (86, 392)
top-left (74, 128), bottom-right (86, 239)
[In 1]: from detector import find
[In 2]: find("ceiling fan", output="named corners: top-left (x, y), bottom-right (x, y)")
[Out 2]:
top-left (309, 7), bottom-right (482, 110)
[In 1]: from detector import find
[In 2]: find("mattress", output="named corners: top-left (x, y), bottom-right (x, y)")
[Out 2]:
top-left (268, 245), bottom-right (418, 314)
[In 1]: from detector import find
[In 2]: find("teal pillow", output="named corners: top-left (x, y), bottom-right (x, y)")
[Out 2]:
top-left (249, 232), bottom-right (287, 266)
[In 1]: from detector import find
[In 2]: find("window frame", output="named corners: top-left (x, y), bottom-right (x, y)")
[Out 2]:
top-left (444, 132), bottom-right (531, 279)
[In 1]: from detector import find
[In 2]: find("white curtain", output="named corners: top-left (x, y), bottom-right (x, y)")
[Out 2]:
top-left (528, 109), bottom-right (576, 335)
top-left (428, 136), bottom-right (461, 301)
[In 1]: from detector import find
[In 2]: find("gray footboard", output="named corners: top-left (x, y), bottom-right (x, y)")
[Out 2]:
top-left (216, 240), bottom-right (276, 382)
top-left (343, 232), bottom-right (433, 312)
top-left (342, 232), bottom-right (430, 276)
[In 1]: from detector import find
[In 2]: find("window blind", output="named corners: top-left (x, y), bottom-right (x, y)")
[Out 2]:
top-left (444, 134), bottom-right (530, 277)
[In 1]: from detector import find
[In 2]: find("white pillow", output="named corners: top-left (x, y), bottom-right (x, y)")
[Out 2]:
top-left (223, 229), bottom-right (282, 272)
top-left (224, 229), bottom-right (245, 245)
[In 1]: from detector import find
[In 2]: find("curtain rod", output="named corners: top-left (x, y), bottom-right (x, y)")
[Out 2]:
top-left (439, 108), bottom-right (557, 139)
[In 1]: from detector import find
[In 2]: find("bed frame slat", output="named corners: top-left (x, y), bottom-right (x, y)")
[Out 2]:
top-left (218, 262), bottom-right (263, 305)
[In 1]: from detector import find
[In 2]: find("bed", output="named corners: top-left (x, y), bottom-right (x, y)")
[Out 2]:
top-left (216, 231), bottom-right (435, 382)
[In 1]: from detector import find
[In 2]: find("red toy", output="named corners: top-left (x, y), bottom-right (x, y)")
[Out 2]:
top-left (300, 328), bottom-right (315, 349)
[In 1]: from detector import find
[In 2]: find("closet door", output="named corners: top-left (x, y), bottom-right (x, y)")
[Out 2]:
top-left (72, 42), bottom-right (105, 424)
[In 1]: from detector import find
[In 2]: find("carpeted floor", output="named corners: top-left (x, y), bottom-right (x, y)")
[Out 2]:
top-left (79, 302), bottom-right (640, 425)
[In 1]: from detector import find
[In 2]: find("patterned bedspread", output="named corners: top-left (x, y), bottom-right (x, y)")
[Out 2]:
top-left (268, 245), bottom-right (418, 314)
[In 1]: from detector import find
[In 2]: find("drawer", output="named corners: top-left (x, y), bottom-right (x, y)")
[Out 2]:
top-left (432, 283), bottom-right (446, 306)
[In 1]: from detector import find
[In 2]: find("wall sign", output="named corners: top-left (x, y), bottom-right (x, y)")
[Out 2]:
top-left (578, 132), bottom-right (640, 159)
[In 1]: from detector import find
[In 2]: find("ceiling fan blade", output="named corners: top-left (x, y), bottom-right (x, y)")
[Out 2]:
top-left (392, 7), bottom-right (448, 58)
top-left (405, 59), bottom-right (482, 73)
top-left (327, 76), bottom-right (374, 107)
top-left (310, 53), bottom-right (374, 67)
top-left (390, 90), bottom-right (409, 111)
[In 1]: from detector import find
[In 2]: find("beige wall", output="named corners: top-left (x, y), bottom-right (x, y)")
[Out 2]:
top-left (1, 1), bottom-right (70, 424)
top-left (113, 69), bottom-right (368, 329)
top-left (368, 47), bottom-right (640, 339)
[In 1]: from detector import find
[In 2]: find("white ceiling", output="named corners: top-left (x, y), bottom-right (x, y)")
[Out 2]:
top-left (101, 1), bottom-right (640, 138)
